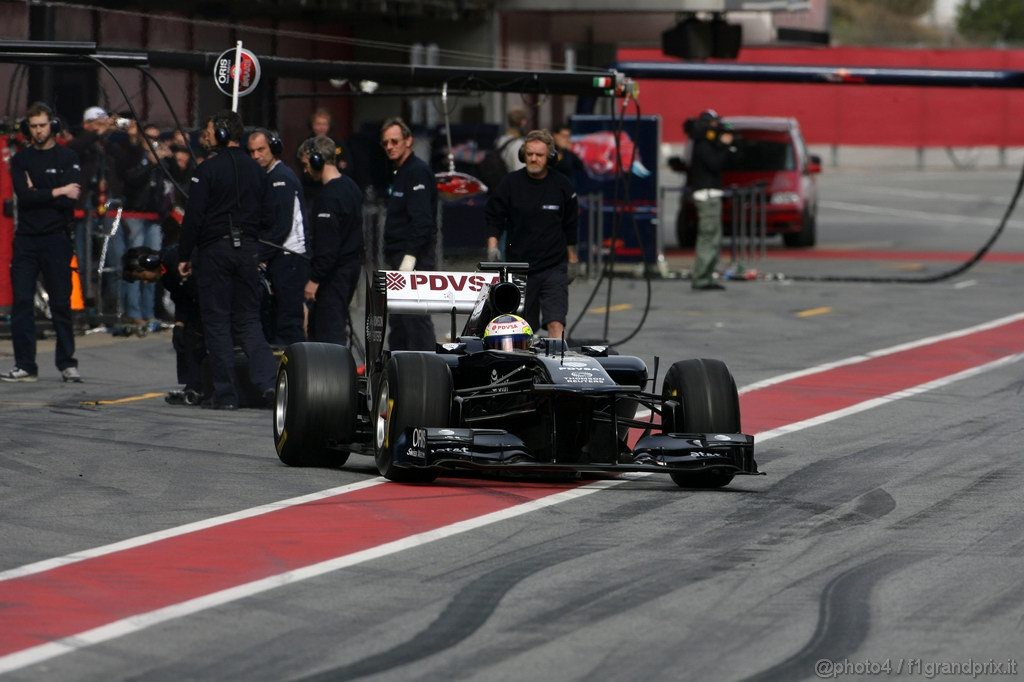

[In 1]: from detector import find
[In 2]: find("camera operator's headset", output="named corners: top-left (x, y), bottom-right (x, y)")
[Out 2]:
top-left (19, 103), bottom-right (62, 143)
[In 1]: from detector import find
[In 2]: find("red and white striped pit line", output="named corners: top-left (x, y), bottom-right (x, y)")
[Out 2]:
top-left (2, 312), bottom-right (1024, 674)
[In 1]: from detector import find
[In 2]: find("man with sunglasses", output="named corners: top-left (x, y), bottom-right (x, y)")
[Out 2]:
top-left (379, 117), bottom-right (437, 351)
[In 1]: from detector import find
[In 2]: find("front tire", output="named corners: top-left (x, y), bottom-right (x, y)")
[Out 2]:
top-left (374, 353), bottom-right (453, 483)
top-left (661, 358), bottom-right (741, 489)
top-left (274, 343), bottom-right (357, 467)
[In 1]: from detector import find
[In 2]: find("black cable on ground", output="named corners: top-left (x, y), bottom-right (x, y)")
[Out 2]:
top-left (788, 153), bottom-right (1024, 284)
top-left (567, 94), bottom-right (655, 348)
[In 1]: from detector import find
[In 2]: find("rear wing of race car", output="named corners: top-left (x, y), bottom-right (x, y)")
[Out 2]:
top-left (364, 263), bottom-right (528, 382)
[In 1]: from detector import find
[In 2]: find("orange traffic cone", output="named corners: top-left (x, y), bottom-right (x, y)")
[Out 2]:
top-left (70, 253), bottom-right (84, 311)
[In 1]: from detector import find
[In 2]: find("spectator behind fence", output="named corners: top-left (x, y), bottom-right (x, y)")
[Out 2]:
top-left (105, 113), bottom-right (166, 328)
top-left (68, 106), bottom-right (113, 285)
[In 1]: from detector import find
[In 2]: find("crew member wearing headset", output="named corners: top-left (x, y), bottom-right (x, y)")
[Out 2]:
top-left (297, 135), bottom-right (364, 345)
top-left (177, 110), bottom-right (276, 410)
top-left (380, 117), bottom-right (437, 351)
top-left (2, 102), bottom-right (83, 383)
top-left (485, 129), bottom-right (579, 340)
top-left (248, 128), bottom-right (308, 346)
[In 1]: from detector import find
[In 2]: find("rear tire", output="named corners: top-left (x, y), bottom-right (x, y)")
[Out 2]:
top-left (661, 358), bottom-right (741, 489)
top-left (274, 343), bottom-right (357, 467)
top-left (374, 353), bottom-right (452, 483)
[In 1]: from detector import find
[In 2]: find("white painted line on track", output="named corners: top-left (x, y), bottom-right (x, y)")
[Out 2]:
top-left (0, 479), bottom-right (630, 675)
top-left (755, 353), bottom-right (1023, 444)
top-left (0, 479), bottom-right (387, 582)
top-left (821, 200), bottom-right (1024, 230)
top-left (953, 280), bottom-right (977, 289)
top-left (739, 311), bottom-right (1024, 394)
top-left (4, 313), bottom-right (1024, 675)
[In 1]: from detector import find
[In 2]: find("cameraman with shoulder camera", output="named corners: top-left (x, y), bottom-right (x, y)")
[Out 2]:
top-left (684, 110), bottom-right (735, 291)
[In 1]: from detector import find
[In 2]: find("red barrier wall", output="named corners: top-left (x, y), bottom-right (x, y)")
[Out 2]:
top-left (618, 47), bottom-right (1024, 146)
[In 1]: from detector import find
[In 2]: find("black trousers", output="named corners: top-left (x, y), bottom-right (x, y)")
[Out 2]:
top-left (309, 263), bottom-right (360, 346)
top-left (195, 239), bottom-right (276, 405)
top-left (384, 251), bottom-right (436, 351)
top-left (267, 253), bottom-right (310, 346)
top-left (10, 232), bottom-right (77, 375)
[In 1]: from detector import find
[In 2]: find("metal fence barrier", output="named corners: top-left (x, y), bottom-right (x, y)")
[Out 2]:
top-left (724, 182), bottom-right (767, 281)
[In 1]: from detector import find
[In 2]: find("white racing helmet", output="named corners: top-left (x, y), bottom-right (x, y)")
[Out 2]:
top-left (483, 314), bottom-right (533, 351)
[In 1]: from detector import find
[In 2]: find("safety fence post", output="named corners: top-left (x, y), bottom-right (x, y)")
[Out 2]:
top-left (725, 183), bottom-right (767, 281)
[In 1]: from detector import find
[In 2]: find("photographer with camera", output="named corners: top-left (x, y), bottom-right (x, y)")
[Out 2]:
top-left (683, 109), bottom-right (736, 291)
top-left (105, 113), bottom-right (166, 328)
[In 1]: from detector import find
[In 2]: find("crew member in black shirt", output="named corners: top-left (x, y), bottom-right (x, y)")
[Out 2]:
top-left (248, 128), bottom-right (308, 346)
top-left (177, 110), bottom-right (276, 410)
top-left (485, 129), bottom-right (579, 340)
top-left (297, 136), bottom-right (364, 345)
top-left (122, 244), bottom-right (205, 404)
top-left (2, 102), bottom-right (83, 383)
top-left (380, 117), bottom-right (437, 351)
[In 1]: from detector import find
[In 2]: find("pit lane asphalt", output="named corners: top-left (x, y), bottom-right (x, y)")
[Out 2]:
top-left (2, 166), bottom-right (1023, 681)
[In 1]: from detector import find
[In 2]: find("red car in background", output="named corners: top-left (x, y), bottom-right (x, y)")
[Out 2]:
top-left (675, 116), bottom-right (821, 248)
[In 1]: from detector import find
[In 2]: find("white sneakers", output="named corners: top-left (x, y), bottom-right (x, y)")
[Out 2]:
top-left (0, 367), bottom-right (83, 382)
top-left (61, 367), bottom-right (83, 383)
top-left (0, 367), bottom-right (38, 382)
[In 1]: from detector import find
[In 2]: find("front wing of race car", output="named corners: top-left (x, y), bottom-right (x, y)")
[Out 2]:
top-left (394, 425), bottom-right (759, 477)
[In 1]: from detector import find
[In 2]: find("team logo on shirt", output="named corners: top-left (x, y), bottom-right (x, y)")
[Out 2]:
top-left (541, 204), bottom-right (559, 211)
top-left (317, 212), bottom-right (331, 218)
top-left (273, 181), bottom-right (286, 187)
top-left (412, 184), bottom-right (425, 191)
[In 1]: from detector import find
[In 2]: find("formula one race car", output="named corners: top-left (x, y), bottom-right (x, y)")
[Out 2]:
top-left (272, 263), bottom-right (759, 488)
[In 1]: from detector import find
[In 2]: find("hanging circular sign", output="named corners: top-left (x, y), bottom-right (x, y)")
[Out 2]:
top-left (213, 48), bottom-right (261, 98)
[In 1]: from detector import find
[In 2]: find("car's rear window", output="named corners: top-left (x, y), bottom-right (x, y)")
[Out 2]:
top-left (725, 135), bottom-right (795, 172)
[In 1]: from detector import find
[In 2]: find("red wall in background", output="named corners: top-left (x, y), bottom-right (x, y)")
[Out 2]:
top-left (618, 47), bottom-right (1024, 147)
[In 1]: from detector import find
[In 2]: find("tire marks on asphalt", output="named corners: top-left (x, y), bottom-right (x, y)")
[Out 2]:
top-left (739, 554), bottom-right (924, 682)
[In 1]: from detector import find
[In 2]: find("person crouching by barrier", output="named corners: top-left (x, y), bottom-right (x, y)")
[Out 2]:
top-left (122, 245), bottom-right (206, 405)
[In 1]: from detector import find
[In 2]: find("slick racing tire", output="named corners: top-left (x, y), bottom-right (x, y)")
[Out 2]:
top-left (661, 358), bottom-right (741, 489)
top-left (374, 353), bottom-right (452, 483)
top-left (274, 342), bottom-right (357, 467)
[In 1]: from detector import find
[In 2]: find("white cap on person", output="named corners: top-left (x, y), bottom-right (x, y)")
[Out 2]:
top-left (83, 106), bottom-right (108, 123)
